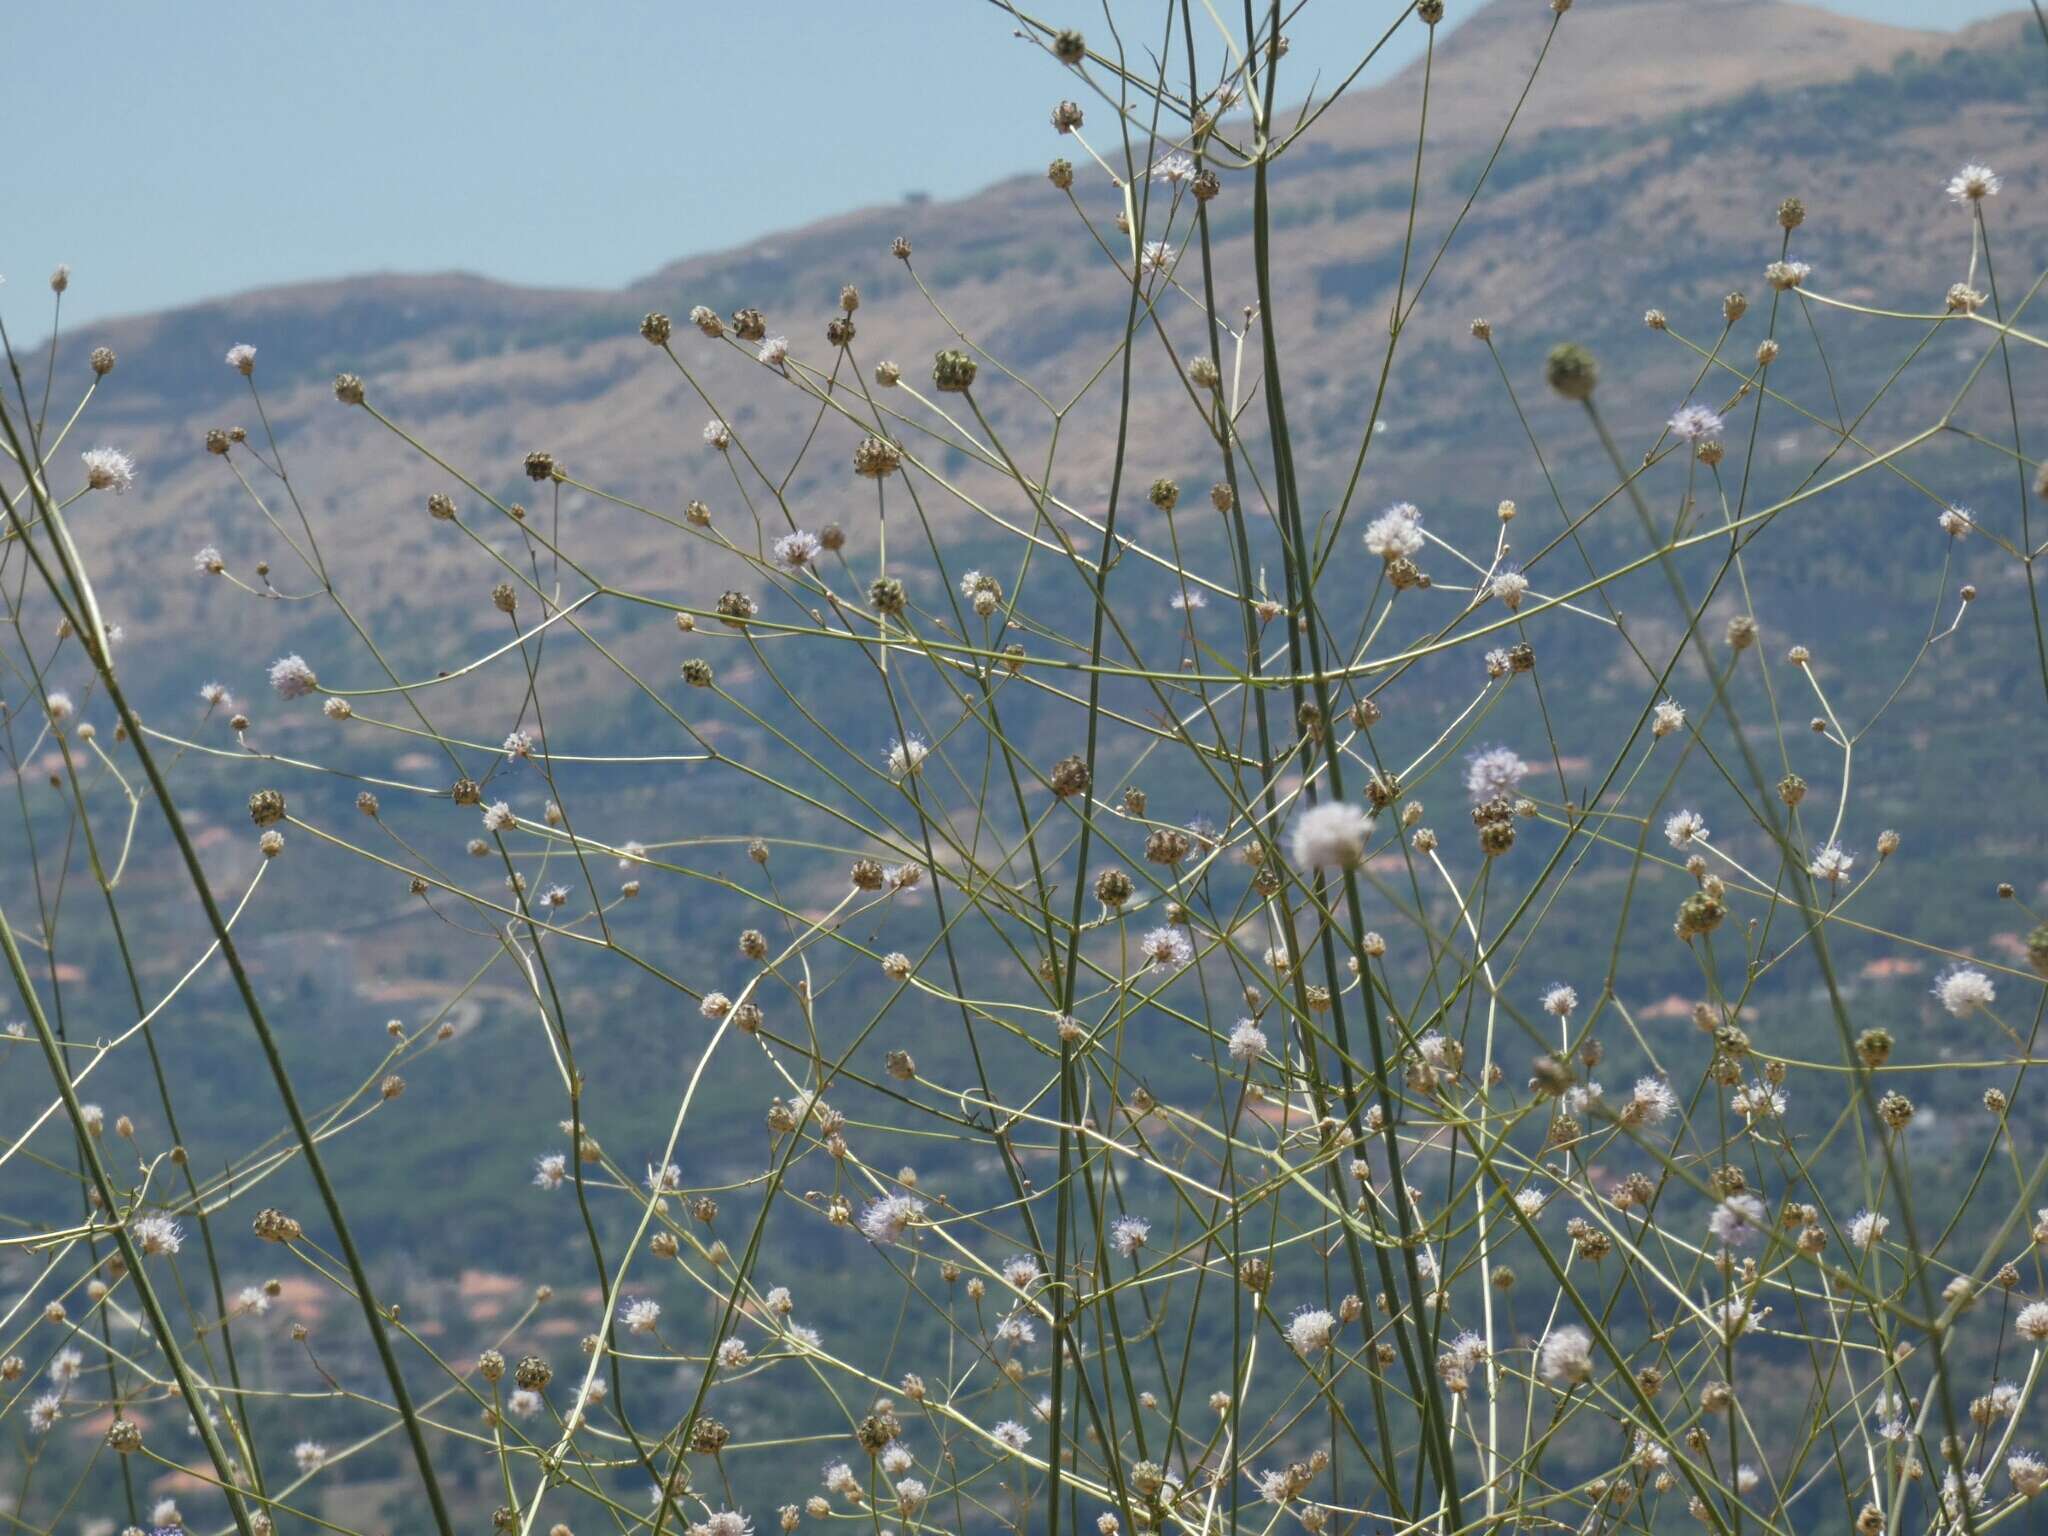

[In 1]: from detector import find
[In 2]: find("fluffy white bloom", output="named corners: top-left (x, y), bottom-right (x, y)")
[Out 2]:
top-left (532, 1153), bottom-right (566, 1189)
top-left (268, 654), bottom-right (317, 699)
top-left (294, 1439), bottom-right (326, 1472)
top-left (1933, 965), bottom-right (1996, 1017)
top-left (1667, 405), bottom-right (1724, 443)
top-left (860, 1193), bottom-right (927, 1245)
top-left (1285, 1308), bottom-right (1336, 1355)
top-left (703, 418), bottom-right (732, 449)
top-left (1664, 809), bottom-right (1708, 848)
top-left (1464, 746), bottom-right (1529, 803)
top-left (1363, 502), bottom-right (1425, 560)
top-left (887, 736), bottom-right (929, 778)
top-left (133, 1215), bottom-right (182, 1255)
top-left (194, 545), bottom-right (225, 574)
top-left (1537, 1325), bottom-right (1593, 1384)
top-left (1227, 1018), bottom-right (1267, 1063)
top-left (1003, 1256), bottom-right (1043, 1288)
top-left (1732, 1079), bottom-right (1786, 1119)
top-left (757, 335), bottom-right (790, 366)
top-left (508, 1388), bottom-right (543, 1418)
top-left (43, 691), bottom-right (73, 722)
top-left (717, 1336), bottom-right (750, 1368)
top-left (225, 344), bottom-right (258, 373)
top-left (1939, 505), bottom-right (1974, 537)
top-left (1764, 259), bottom-right (1811, 290)
top-left (1709, 1193), bottom-right (1768, 1248)
top-left (1652, 698), bottom-right (1686, 738)
top-left (1629, 1076), bottom-right (1677, 1125)
top-left (992, 1419), bottom-right (1032, 1451)
top-left (773, 530), bottom-right (821, 568)
top-left (1140, 926), bottom-right (1194, 972)
top-left (1947, 164), bottom-right (2001, 204)
top-left (200, 681), bottom-right (231, 706)
top-left (2011, 1453), bottom-right (2048, 1499)
top-left (1110, 1215), bottom-right (1150, 1257)
top-left (2015, 1301), bottom-right (2048, 1342)
top-left (1541, 984), bottom-right (1578, 1017)
top-left (622, 1297), bottom-right (662, 1334)
top-left (995, 1311), bottom-right (1036, 1346)
top-left (1152, 154), bottom-right (1195, 185)
top-left (1514, 1189), bottom-right (1547, 1218)
top-left (236, 1284), bottom-right (269, 1315)
top-left (483, 801), bottom-right (516, 832)
top-left (28, 1394), bottom-right (60, 1433)
top-left (49, 1348), bottom-right (83, 1384)
top-left (1849, 1210), bottom-right (1890, 1249)
top-left (1141, 240), bottom-right (1175, 272)
top-left (1289, 801), bottom-right (1372, 870)
top-left (1809, 842), bottom-right (1854, 883)
top-left (1490, 566), bottom-right (1530, 610)
top-left (81, 447), bottom-right (136, 492)
top-left (1169, 589), bottom-right (1207, 611)
top-left (503, 730), bottom-right (535, 761)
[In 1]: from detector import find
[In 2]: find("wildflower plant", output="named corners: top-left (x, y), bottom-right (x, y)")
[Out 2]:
top-left (3, 5), bottom-right (2048, 1536)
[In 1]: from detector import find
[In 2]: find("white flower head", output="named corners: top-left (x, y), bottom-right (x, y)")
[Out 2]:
top-left (1227, 1018), bottom-right (1267, 1064)
top-left (1537, 1325), bottom-right (1593, 1384)
top-left (81, 447), bottom-right (136, 493)
top-left (268, 654), bottom-right (318, 699)
top-left (1709, 1193), bottom-right (1768, 1249)
top-left (1664, 809), bottom-right (1708, 849)
top-left (1464, 746), bottom-right (1529, 804)
top-left (1140, 926), bottom-right (1194, 972)
top-left (225, 344), bottom-right (258, 374)
top-left (773, 530), bottom-right (822, 568)
top-left (1933, 965), bottom-right (1996, 1018)
top-left (886, 736), bottom-right (929, 778)
top-left (1364, 502), bottom-right (1425, 561)
top-left (1667, 405), bottom-right (1724, 444)
top-left (1285, 1308), bottom-right (1337, 1355)
top-left (1948, 164), bottom-right (2001, 205)
top-left (1849, 1210), bottom-right (1890, 1250)
top-left (1289, 801), bottom-right (1372, 870)
top-left (1652, 698), bottom-right (1686, 738)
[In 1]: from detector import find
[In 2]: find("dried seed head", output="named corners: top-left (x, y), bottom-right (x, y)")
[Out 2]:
top-left (932, 349), bottom-right (978, 392)
top-left (640, 312), bottom-right (672, 345)
top-left (1053, 28), bottom-right (1086, 63)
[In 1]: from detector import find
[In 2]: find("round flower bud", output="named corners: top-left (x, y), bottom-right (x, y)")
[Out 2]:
top-left (248, 789), bottom-right (286, 827)
top-left (1048, 158), bottom-right (1075, 190)
top-left (1418, 0), bottom-right (1444, 21)
top-left (1149, 477), bottom-right (1180, 512)
top-left (1777, 773), bottom-right (1806, 806)
top-left (1544, 343), bottom-right (1598, 401)
top-left (1188, 356), bottom-right (1220, 389)
top-left (1192, 168), bottom-right (1221, 201)
top-left (854, 435), bottom-right (902, 478)
top-left (478, 1349), bottom-right (506, 1383)
top-left (1054, 28), bottom-right (1086, 63)
top-left (682, 658), bottom-right (714, 688)
top-left (932, 349), bottom-right (978, 392)
top-left (107, 1419), bottom-right (142, 1453)
top-left (90, 347), bottom-right (116, 376)
top-left (1049, 754), bottom-right (1091, 798)
top-left (1095, 867), bottom-right (1133, 907)
top-left (428, 492), bottom-right (457, 521)
top-left (451, 777), bottom-right (482, 807)
top-left (1051, 100), bottom-right (1085, 133)
top-left (869, 577), bottom-right (908, 616)
top-left (514, 1355), bottom-right (552, 1391)
top-left (641, 312), bottom-right (672, 345)
top-left (732, 308), bottom-right (767, 342)
top-left (1777, 196), bottom-right (1805, 229)
top-left (524, 451), bottom-right (559, 482)
top-left (333, 373), bottom-right (365, 405)
top-left (1676, 891), bottom-right (1726, 937)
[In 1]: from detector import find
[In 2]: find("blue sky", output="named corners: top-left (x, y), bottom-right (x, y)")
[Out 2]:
top-left (5, 0), bottom-right (2015, 328)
